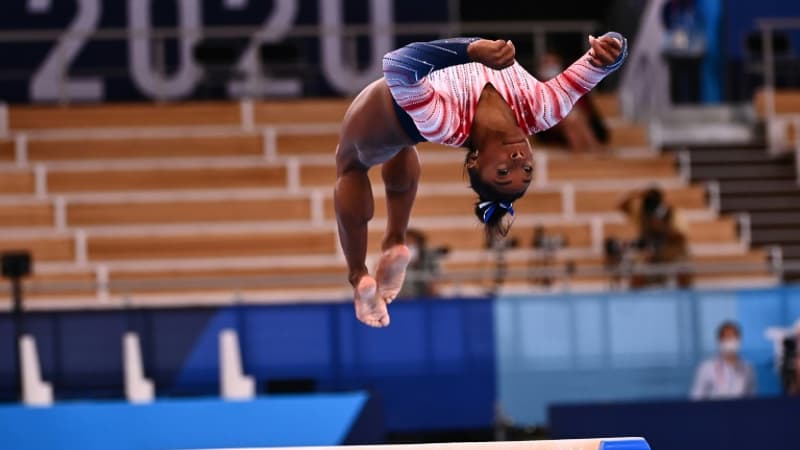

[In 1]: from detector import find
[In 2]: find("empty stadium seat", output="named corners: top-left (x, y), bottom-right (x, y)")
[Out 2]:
top-left (0, 97), bottom-right (774, 305)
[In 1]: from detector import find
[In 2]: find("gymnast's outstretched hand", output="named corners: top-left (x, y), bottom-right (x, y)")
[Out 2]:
top-left (587, 34), bottom-right (624, 68)
top-left (467, 39), bottom-right (516, 70)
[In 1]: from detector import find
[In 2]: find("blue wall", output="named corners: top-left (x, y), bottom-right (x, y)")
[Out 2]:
top-left (3, 286), bottom-right (799, 433)
top-left (0, 298), bottom-right (496, 432)
top-left (496, 286), bottom-right (800, 425)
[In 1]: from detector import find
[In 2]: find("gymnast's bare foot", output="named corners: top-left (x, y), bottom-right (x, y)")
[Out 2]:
top-left (354, 275), bottom-right (390, 328)
top-left (376, 244), bottom-right (411, 304)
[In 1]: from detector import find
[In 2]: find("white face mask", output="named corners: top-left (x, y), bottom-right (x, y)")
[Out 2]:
top-left (407, 244), bottom-right (419, 262)
top-left (719, 339), bottom-right (741, 355)
top-left (538, 64), bottom-right (562, 81)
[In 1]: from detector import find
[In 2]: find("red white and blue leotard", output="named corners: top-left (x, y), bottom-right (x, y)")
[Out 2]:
top-left (382, 34), bottom-right (627, 146)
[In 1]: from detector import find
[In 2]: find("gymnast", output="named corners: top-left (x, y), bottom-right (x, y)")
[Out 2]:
top-left (335, 32), bottom-right (628, 327)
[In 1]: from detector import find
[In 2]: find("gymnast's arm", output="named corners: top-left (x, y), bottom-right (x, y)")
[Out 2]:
top-left (522, 32), bottom-right (628, 134)
top-left (382, 37), bottom-right (515, 88)
top-left (382, 37), bottom-right (515, 144)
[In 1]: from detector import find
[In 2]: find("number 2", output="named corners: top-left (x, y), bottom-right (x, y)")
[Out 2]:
top-left (29, 0), bottom-right (104, 102)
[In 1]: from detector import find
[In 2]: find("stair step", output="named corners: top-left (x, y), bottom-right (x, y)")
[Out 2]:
top-left (688, 150), bottom-right (785, 164)
top-left (752, 228), bottom-right (800, 245)
top-left (721, 195), bottom-right (800, 212)
top-left (749, 211), bottom-right (800, 227)
top-left (691, 165), bottom-right (796, 181)
top-left (685, 143), bottom-right (768, 151)
top-left (782, 245), bottom-right (800, 259)
top-left (719, 179), bottom-right (800, 195)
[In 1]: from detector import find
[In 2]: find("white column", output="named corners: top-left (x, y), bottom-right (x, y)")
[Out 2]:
top-left (240, 99), bottom-right (255, 132)
top-left (19, 334), bottom-right (53, 407)
top-left (262, 127), bottom-right (277, 161)
top-left (285, 157), bottom-right (301, 192)
top-left (14, 134), bottom-right (28, 166)
top-left (123, 331), bottom-right (155, 404)
top-left (34, 163), bottom-right (47, 198)
top-left (219, 329), bottom-right (255, 401)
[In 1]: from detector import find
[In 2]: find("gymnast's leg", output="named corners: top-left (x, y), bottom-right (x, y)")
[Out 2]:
top-left (334, 144), bottom-right (389, 327)
top-left (376, 146), bottom-right (419, 303)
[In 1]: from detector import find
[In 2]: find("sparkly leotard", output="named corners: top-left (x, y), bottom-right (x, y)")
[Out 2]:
top-left (382, 34), bottom-right (627, 146)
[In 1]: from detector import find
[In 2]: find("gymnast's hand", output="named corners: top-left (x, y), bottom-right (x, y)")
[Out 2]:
top-left (588, 34), bottom-right (624, 68)
top-left (468, 39), bottom-right (516, 70)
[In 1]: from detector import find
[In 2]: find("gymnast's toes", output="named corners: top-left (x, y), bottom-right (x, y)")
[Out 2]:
top-left (354, 276), bottom-right (391, 328)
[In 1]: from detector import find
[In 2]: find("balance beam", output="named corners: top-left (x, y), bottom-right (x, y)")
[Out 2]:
top-left (198, 437), bottom-right (650, 450)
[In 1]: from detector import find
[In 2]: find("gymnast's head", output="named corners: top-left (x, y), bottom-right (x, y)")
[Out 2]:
top-left (464, 138), bottom-right (533, 238)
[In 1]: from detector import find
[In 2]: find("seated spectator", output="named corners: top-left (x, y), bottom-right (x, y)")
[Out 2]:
top-left (534, 52), bottom-right (609, 152)
top-left (398, 229), bottom-right (448, 299)
top-left (618, 186), bottom-right (692, 288)
top-left (691, 321), bottom-right (757, 400)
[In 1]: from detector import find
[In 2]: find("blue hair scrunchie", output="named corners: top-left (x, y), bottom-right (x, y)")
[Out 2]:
top-left (600, 31), bottom-right (628, 72)
top-left (478, 200), bottom-right (515, 224)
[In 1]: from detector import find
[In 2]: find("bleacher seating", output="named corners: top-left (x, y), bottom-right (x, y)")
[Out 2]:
top-left (0, 94), bottom-right (776, 306)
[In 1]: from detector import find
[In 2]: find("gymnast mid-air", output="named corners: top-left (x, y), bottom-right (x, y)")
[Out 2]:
top-left (335, 32), bottom-right (628, 327)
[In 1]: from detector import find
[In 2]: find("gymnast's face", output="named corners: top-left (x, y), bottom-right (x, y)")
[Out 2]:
top-left (475, 139), bottom-right (534, 196)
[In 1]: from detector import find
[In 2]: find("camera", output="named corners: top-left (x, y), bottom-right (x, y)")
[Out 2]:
top-left (533, 226), bottom-right (566, 253)
top-left (781, 337), bottom-right (798, 394)
top-left (604, 237), bottom-right (646, 262)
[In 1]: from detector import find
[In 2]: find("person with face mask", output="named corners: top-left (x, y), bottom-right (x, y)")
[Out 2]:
top-left (690, 321), bottom-right (757, 400)
top-left (397, 229), bottom-right (446, 299)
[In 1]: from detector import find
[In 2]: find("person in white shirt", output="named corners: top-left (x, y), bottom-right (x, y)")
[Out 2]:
top-left (691, 321), bottom-right (757, 400)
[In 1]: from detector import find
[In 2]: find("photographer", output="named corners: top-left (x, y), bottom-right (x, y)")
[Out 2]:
top-left (398, 229), bottom-right (448, 299)
top-left (529, 225), bottom-right (568, 287)
top-left (617, 186), bottom-right (692, 288)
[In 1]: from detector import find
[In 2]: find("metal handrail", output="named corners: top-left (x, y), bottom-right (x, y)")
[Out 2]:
top-left (12, 260), bottom-right (781, 295)
top-left (0, 20), bottom-right (598, 103)
top-left (755, 17), bottom-right (800, 154)
top-left (0, 21), bottom-right (598, 42)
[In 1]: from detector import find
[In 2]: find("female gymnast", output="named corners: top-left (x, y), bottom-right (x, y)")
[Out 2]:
top-left (335, 32), bottom-right (628, 327)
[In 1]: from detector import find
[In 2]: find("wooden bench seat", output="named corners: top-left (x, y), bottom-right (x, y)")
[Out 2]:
top-left (108, 264), bottom-right (346, 294)
top-left (608, 123), bottom-right (649, 148)
top-left (0, 270), bottom-right (97, 302)
top-left (0, 170), bottom-right (35, 195)
top-left (276, 134), bottom-right (338, 156)
top-left (254, 99), bottom-right (349, 125)
top-left (0, 202), bottom-right (54, 228)
top-left (0, 140), bottom-right (14, 161)
top-left (27, 135), bottom-right (262, 161)
top-left (46, 165), bottom-right (286, 193)
top-left (0, 235), bottom-right (74, 262)
top-left (754, 89), bottom-right (800, 116)
top-left (548, 156), bottom-right (675, 181)
top-left (9, 102), bottom-right (241, 130)
top-left (87, 229), bottom-right (337, 261)
top-left (68, 196), bottom-right (311, 226)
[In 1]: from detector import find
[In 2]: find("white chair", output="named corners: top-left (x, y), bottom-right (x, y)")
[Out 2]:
top-left (219, 329), bottom-right (255, 401)
top-left (19, 334), bottom-right (53, 407)
top-left (123, 331), bottom-right (155, 404)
